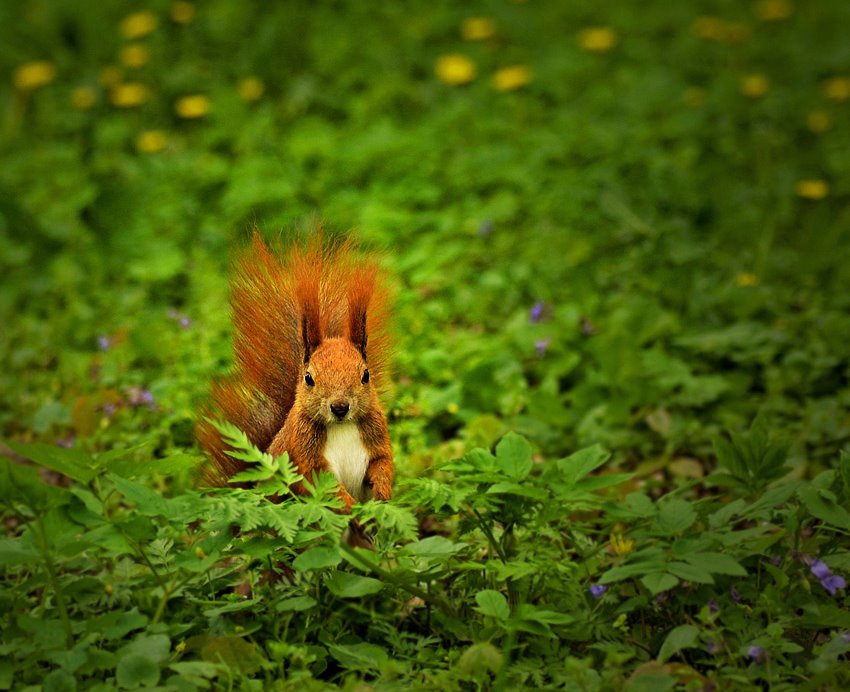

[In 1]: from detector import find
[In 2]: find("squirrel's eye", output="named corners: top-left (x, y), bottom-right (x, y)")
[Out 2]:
top-left (305, 372), bottom-right (315, 387)
top-left (361, 369), bottom-right (370, 384)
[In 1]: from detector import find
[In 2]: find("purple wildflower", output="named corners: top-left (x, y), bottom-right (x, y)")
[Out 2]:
top-left (97, 335), bottom-right (111, 351)
top-left (810, 559), bottom-right (831, 580)
top-left (747, 645), bottom-right (768, 664)
top-left (530, 301), bottom-right (545, 324)
top-left (706, 639), bottom-right (722, 655)
top-left (179, 315), bottom-right (192, 329)
top-left (535, 338), bottom-right (551, 356)
top-left (103, 403), bottom-right (117, 417)
top-left (589, 584), bottom-right (607, 599)
top-left (821, 574), bottom-right (847, 596)
top-left (478, 219), bottom-right (493, 237)
top-left (56, 435), bottom-right (75, 449)
top-left (841, 632), bottom-right (850, 644)
top-left (770, 554), bottom-right (782, 566)
top-left (730, 585), bottom-right (742, 602)
top-left (708, 598), bottom-right (719, 614)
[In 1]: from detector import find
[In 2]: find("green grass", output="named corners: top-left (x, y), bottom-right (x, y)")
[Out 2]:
top-left (1, 0), bottom-right (849, 689)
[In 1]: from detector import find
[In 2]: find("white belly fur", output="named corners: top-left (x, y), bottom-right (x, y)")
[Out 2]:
top-left (323, 422), bottom-right (369, 502)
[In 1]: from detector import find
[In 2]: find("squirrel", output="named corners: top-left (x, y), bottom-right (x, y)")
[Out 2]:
top-left (197, 231), bottom-right (394, 513)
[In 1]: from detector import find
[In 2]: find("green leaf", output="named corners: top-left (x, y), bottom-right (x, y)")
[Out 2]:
top-left (200, 637), bottom-right (265, 674)
top-left (399, 535), bottom-right (462, 558)
top-left (42, 668), bottom-right (77, 692)
top-left (641, 572), bottom-right (679, 595)
top-left (557, 444), bottom-right (610, 488)
top-left (495, 432), bottom-right (533, 480)
top-left (658, 624), bottom-right (700, 662)
top-left (654, 499), bottom-right (697, 535)
top-left (116, 653), bottom-right (161, 688)
top-left (2, 439), bottom-right (96, 483)
top-left (275, 596), bottom-right (318, 612)
top-left (682, 552), bottom-right (747, 576)
top-left (475, 589), bottom-right (510, 620)
top-left (666, 562), bottom-right (714, 584)
top-left (0, 537), bottom-right (40, 566)
top-left (797, 485), bottom-right (850, 530)
top-left (327, 642), bottom-right (389, 671)
top-left (325, 571), bottom-right (384, 598)
top-left (292, 545), bottom-right (341, 571)
top-left (108, 474), bottom-right (171, 516)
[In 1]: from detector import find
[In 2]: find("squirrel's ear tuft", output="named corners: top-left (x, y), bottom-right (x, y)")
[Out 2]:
top-left (347, 264), bottom-right (376, 361)
top-left (301, 308), bottom-right (321, 364)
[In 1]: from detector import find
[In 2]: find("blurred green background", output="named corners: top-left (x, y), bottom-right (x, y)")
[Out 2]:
top-left (1, 0), bottom-right (849, 480)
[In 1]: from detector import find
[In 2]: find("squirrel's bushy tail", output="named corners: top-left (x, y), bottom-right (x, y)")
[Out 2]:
top-left (197, 231), bottom-right (392, 486)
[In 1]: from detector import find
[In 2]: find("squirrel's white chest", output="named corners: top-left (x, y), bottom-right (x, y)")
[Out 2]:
top-left (323, 422), bottom-right (369, 502)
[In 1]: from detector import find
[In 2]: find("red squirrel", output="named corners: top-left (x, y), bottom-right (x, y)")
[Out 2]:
top-left (197, 232), bottom-right (394, 511)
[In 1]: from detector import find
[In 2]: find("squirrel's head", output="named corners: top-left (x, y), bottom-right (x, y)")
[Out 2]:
top-left (295, 261), bottom-right (378, 425)
top-left (298, 338), bottom-right (374, 425)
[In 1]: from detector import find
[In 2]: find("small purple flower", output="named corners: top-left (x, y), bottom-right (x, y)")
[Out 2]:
top-left (535, 338), bottom-right (551, 356)
top-left (589, 584), bottom-right (607, 599)
top-left (56, 435), bottom-right (75, 449)
top-left (706, 639), bottom-right (722, 655)
top-left (821, 574), bottom-right (846, 596)
top-left (810, 559), bottom-right (831, 580)
top-left (530, 301), bottom-right (545, 324)
top-left (841, 632), bottom-right (850, 644)
top-left (97, 335), bottom-right (111, 351)
top-left (179, 315), bottom-right (192, 329)
top-left (708, 598), bottom-right (719, 614)
top-left (770, 554), bottom-right (782, 566)
top-left (730, 585), bottom-right (742, 602)
top-left (478, 219), bottom-right (493, 237)
top-left (103, 403), bottom-right (117, 417)
top-left (747, 645), bottom-right (768, 664)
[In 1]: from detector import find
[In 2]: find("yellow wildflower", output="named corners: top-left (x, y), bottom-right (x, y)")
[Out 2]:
top-left (110, 82), bottom-right (149, 108)
top-left (693, 16), bottom-right (726, 41)
top-left (194, 546), bottom-right (206, 559)
top-left (435, 54), bottom-right (476, 85)
top-left (578, 27), bottom-right (617, 53)
top-left (136, 130), bottom-right (167, 153)
top-left (120, 11), bottom-right (158, 39)
top-left (71, 86), bottom-right (96, 110)
top-left (238, 76), bottom-right (265, 102)
top-left (492, 65), bottom-right (532, 92)
top-left (99, 66), bottom-right (123, 88)
top-left (755, 0), bottom-right (793, 21)
top-left (120, 43), bottom-right (150, 69)
top-left (806, 110), bottom-right (830, 134)
top-left (684, 87), bottom-right (705, 108)
top-left (175, 94), bottom-right (211, 118)
top-left (13, 61), bottom-right (56, 91)
top-left (736, 273), bottom-right (759, 287)
top-left (446, 402), bottom-right (459, 414)
top-left (609, 532), bottom-right (634, 556)
top-left (171, 1), bottom-right (196, 24)
top-left (740, 74), bottom-right (769, 98)
top-left (824, 77), bottom-right (850, 101)
top-left (175, 641), bottom-right (186, 654)
top-left (461, 17), bottom-right (496, 41)
top-left (795, 179), bottom-right (829, 200)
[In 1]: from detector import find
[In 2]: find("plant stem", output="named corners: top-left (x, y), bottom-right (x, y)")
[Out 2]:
top-left (34, 515), bottom-right (73, 647)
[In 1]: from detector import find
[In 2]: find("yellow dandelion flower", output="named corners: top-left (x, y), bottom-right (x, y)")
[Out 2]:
top-left (120, 11), bottom-right (158, 39)
top-left (175, 94), bottom-right (211, 118)
top-left (492, 65), bottom-right (532, 92)
top-left (120, 43), bottom-right (150, 69)
top-left (824, 77), bottom-right (850, 101)
top-left (741, 74), bottom-right (769, 98)
top-left (609, 532), bottom-right (634, 556)
top-left (806, 110), bottom-right (830, 134)
top-left (136, 130), bottom-right (167, 153)
top-left (71, 86), bottom-right (96, 109)
top-left (578, 27), bottom-right (617, 53)
top-left (755, 0), bottom-right (793, 21)
top-left (736, 272), bottom-right (759, 287)
top-left (684, 87), bottom-right (706, 108)
top-left (446, 402), bottom-right (459, 414)
top-left (110, 82), bottom-right (149, 108)
top-left (461, 17), bottom-right (496, 41)
top-left (171, 1), bottom-right (196, 24)
top-left (13, 61), bottom-right (56, 91)
top-left (693, 16), bottom-right (726, 41)
top-left (99, 66), bottom-right (123, 88)
top-left (435, 54), bottom-right (477, 85)
top-left (795, 179), bottom-right (829, 200)
top-left (238, 76), bottom-right (265, 102)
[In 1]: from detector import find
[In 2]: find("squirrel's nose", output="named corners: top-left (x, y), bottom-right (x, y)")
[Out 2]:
top-left (330, 401), bottom-right (350, 420)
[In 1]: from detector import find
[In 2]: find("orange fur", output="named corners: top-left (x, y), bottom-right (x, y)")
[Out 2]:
top-left (197, 230), bottom-right (393, 509)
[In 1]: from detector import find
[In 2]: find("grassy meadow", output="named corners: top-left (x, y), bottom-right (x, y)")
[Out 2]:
top-left (1, 0), bottom-right (850, 689)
